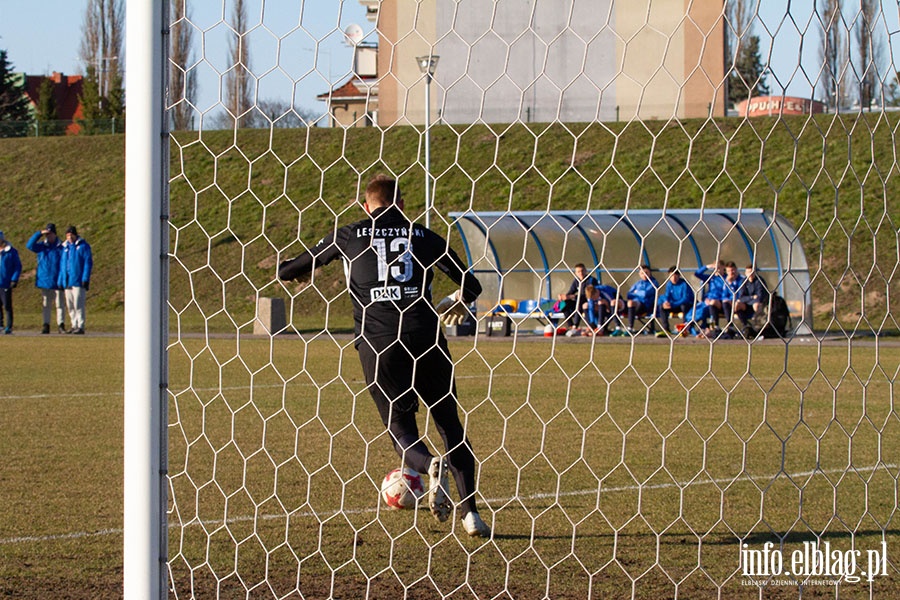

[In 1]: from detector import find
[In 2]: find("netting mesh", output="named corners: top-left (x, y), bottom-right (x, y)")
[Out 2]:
top-left (166, 1), bottom-right (900, 597)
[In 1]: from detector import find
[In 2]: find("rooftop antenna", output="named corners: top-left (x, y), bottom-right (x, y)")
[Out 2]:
top-left (343, 24), bottom-right (365, 74)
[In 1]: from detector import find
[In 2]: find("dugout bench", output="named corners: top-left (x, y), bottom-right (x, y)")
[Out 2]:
top-left (479, 299), bottom-right (566, 336)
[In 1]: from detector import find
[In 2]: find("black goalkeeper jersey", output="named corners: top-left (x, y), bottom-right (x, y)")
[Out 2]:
top-left (278, 206), bottom-right (482, 342)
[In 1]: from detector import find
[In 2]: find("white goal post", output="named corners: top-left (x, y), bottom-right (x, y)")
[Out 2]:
top-left (124, 1), bottom-right (900, 598)
top-left (123, 1), bottom-right (167, 598)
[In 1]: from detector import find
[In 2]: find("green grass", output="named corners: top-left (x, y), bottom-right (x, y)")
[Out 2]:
top-left (0, 113), bottom-right (898, 333)
top-left (4, 335), bottom-right (900, 598)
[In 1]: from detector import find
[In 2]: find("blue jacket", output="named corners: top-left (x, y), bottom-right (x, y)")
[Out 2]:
top-left (658, 279), bottom-right (694, 307)
top-left (626, 277), bottom-right (658, 305)
top-left (597, 284), bottom-right (618, 303)
top-left (27, 231), bottom-right (64, 290)
top-left (58, 237), bottom-right (93, 289)
top-left (722, 275), bottom-right (744, 302)
top-left (0, 243), bottom-right (22, 289)
top-left (694, 267), bottom-right (728, 301)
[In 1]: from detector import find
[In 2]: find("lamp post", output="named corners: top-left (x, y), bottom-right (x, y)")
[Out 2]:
top-left (416, 55), bottom-right (439, 228)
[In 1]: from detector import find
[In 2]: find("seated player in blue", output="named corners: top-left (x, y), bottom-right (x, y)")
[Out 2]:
top-left (557, 262), bottom-right (599, 335)
top-left (580, 284), bottom-right (601, 334)
top-left (720, 261), bottom-right (745, 336)
top-left (617, 265), bottom-right (658, 335)
top-left (694, 261), bottom-right (728, 336)
top-left (580, 283), bottom-right (621, 336)
top-left (655, 266), bottom-right (694, 337)
top-left (682, 300), bottom-right (711, 337)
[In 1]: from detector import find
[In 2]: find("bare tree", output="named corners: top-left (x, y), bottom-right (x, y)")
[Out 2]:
top-left (223, 0), bottom-right (254, 128)
top-left (818, 0), bottom-right (848, 110)
top-left (257, 99), bottom-right (316, 128)
top-left (79, 0), bottom-right (124, 119)
top-left (725, 0), bottom-right (755, 69)
top-left (854, 0), bottom-right (881, 110)
top-left (170, 0), bottom-right (198, 130)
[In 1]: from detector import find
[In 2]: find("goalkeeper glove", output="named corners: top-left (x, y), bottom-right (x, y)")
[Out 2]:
top-left (436, 291), bottom-right (469, 326)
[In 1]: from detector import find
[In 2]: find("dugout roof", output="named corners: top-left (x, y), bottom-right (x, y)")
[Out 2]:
top-left (450, 209), bottom-right (812, 334)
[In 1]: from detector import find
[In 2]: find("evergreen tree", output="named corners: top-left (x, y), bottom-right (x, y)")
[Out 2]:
top-left (728, 35), bottom-right (769, 106)
top-left (0, 49), bottom-right (32, 137)
top-left (78, 65), bottom-right (105, 134)
top-left (35, 76), bottom-right (64, 136)
top-left (886, 72), bottom-right (900, 107)
top-left (106, 70), bottom-right (125, 131)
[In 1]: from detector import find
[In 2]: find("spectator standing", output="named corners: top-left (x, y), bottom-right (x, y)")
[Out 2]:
top-left (656, 267), bottom-right (694, 337)
top-left (0, 231), bottom-right (22, 334)
top-left (27, 224), bottom-right (65, 334)
top-left (58, 226), bottom-right (93, 335)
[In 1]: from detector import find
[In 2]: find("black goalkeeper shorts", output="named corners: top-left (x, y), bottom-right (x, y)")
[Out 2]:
top-left (356, 334), bottom-right (458, 426)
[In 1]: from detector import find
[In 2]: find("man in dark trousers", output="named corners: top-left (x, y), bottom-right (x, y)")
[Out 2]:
top-left (0, 231), bottom-right (22, 335)
top-left (278, 175), bottom-right (491, 537)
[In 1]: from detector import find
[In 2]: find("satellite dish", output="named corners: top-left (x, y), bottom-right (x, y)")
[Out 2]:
top-left (343, 23), bottom-right (364, 46)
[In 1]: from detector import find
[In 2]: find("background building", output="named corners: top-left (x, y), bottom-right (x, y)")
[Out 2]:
top-left (368, 0), bottom-right (725, 126)
top-left (23, 72), bottom-right (85, 134)
top-left (316, 37), bottom-right (378, 127)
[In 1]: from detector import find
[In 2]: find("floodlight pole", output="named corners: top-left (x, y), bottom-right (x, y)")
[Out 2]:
top-left (417, 55), bottom-right (439, 228)
top-left (124, 0), bottom-right (168, 599)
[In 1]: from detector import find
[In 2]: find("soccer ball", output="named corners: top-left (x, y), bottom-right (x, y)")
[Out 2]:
top-left (380, 467), bottom-right (425, 510)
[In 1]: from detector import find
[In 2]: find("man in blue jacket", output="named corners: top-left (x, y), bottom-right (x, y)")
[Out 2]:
top-left (694, 261), bottom-right (728, 333)
top-left (619, 264), bottom-right (658, 335)
top-left (58, 226), bottom-right (93, 335)
top-left (27, 223), bottom-right (65, 334)
top-left (656, 267), bottom-right (694, 337)
top-left (0, 231), bottom-right (23, 334)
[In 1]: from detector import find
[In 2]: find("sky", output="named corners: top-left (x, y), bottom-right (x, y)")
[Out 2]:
top-left (1, 1), bottom-right (899, 116)
top-left (0, 0), bottom-right (372, 119)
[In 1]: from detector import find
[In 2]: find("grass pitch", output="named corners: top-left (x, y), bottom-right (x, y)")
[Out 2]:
top-left (2, 334), bottom-right (899, 598)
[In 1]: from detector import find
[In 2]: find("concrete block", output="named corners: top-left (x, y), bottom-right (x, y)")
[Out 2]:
top-left (253, 297), bottom-right (287, 335)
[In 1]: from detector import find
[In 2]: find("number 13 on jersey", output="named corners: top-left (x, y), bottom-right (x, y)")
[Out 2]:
top-left (373, 237), bottom-right (414, 283)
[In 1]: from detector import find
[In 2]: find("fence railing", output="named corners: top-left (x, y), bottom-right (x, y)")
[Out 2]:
top-left (0, 118), bottom-right (124, 137)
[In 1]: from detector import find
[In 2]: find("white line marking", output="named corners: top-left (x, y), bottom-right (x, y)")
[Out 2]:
top-left (2, 463), bottom-right (895, 546)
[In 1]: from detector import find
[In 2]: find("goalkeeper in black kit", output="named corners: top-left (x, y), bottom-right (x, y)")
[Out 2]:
top-left (278, 175), bottom-right (491, 537)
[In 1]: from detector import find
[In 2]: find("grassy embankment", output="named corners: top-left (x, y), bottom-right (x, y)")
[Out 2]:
top-left (0, 113), bottom-right (896, 333)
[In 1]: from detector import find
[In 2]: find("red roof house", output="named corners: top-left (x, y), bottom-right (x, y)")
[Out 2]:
top-left (24, 72), bottom-right (85, 135)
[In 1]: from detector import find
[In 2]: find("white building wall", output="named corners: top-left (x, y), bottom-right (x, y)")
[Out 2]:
top-left (435, 0), bottom-right (619, 123)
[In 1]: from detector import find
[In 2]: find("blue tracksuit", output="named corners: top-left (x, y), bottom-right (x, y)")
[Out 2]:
top-left (657, 279), bottom-right (694, 308)
top-left (722, 275), bottom-right (744, 303)
top-left (694, 267), bottom-right (728, 301)
top-left (58, 237), bottom-right (93, 289)
top-left (0, 244), bottom-right (22, 288)
top-left (27, 231), bottom-right (64, 289)
top-left (626, 277), bottom-right (658, 307)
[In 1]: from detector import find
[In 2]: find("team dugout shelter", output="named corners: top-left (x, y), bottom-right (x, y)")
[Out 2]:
top-left (449, 209), bottom-right (812, 335)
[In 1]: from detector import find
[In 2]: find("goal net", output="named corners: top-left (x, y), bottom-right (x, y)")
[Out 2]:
top-left (159, 0), bottom-right (900, 597)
